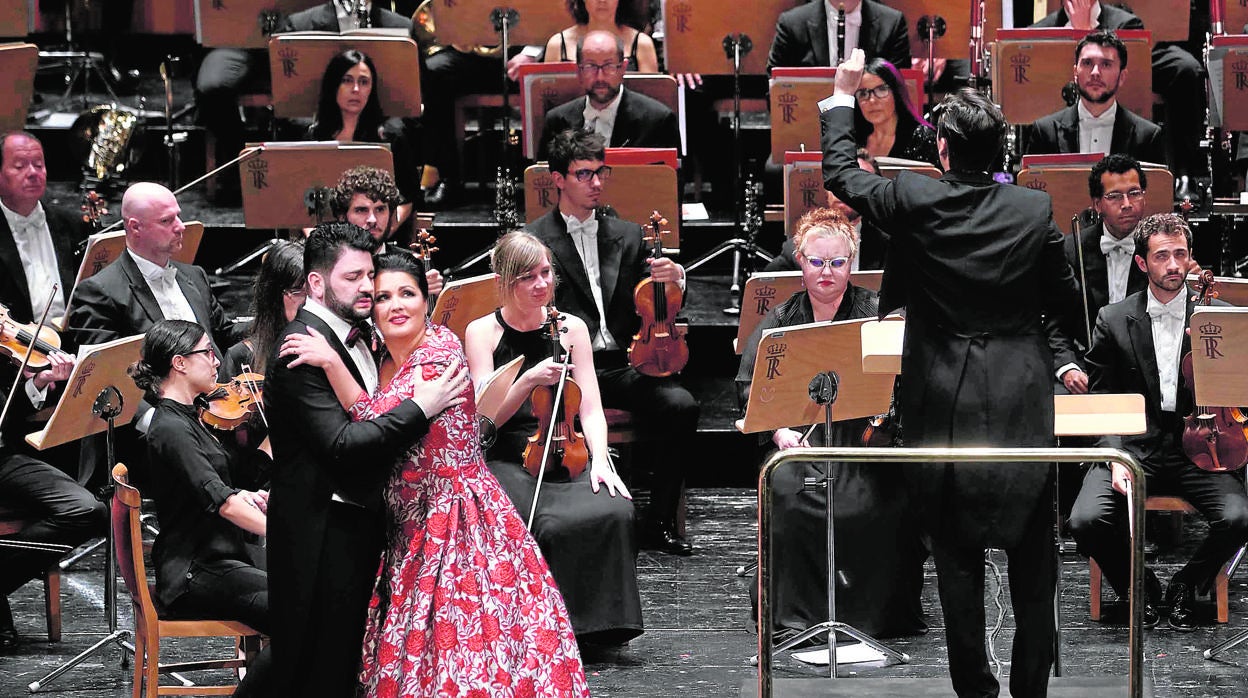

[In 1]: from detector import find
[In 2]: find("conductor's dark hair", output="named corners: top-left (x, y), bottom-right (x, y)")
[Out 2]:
top-left (128, 320), bottom-right (208, 395)
top-left (1089, 154), bottom-right (1147, 199)
top-left (330, 166), bottom-right (401, 219)
top-left (374, 251), bottom-right (429, 300)
top-left (304, 221), bottom-right (378, 278)
top-left (548, 129), bottom-right (606, 176)
top-left (247, 240), bottom-right (305, 372)
top-left (0, 130), bottom-right (42, 166)
top-left (935, 88), bottom-right (1006, 172)
top-left (310, 50), bottom-right (385, 141)
top-left (1133, 213), bottom-right (1191, 259)
top-left (566, 0), bottom-right (645, 29)
top-left (1076, 29), bottom-right (1128, 70)
top-left (575, 29), bottom-right (626, 64)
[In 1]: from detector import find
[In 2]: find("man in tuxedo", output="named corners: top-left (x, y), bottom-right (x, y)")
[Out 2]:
top-left (538, 31), bottom-right (680, 161)
top-left (264, 222), bottom-right (466, 693)
top-left (1026, 31), bottom-right (1164, 165)
top-left (527, 129), bottom-right (698, 556)
top-left (822, 50), bottom-right (1082, 697)
top-left (1072, 213), bottom-right (1248, 630)
top-left (768, 0), bottom-right (910, 71)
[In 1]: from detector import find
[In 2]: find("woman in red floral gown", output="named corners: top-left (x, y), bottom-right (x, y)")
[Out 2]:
top-left (283, 251), bottom-right (588, 697)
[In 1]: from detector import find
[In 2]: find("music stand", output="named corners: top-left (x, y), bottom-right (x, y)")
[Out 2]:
top-left (428, 272), bottom-right (501, 340)
top-left (737, 318), bottom-right (906, 670)
top-left (1016, 155), bottom-right (1173, 231)
top-left (428, 0), bottom-right (565, 47)
top-left (735, 272), bottom-right (802, 355)
top-left (474, 354), bottom-right (524, 448)
top-left (25, 335), bottom-right (145, 693)
top-left (195, 0), bottom-right (322, 49)
top-left (886, 0), bottom-right (1004, 99)
top-left (0, 43), bottom-right (36, 133)
top-left (268, 32), bottom-right (422, 118)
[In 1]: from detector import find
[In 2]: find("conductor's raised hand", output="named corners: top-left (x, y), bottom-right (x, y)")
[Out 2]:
top-left (410, 355), bottom-right (469, 417)
top-left (833, 48), bottom-right (866, 98)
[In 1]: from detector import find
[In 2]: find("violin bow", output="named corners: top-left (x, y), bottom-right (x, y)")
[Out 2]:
top-left (526, 348), bottom-right (574, 532)
top-left (239, 363), bottom-right (269, 429)
top-left (0, 284), bottom-right (59, 432)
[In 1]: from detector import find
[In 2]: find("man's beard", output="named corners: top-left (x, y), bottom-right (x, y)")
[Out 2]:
top-left (1078, 83), bottom-right (1117, 105)
top-left (325, 285), bottom-right (371, 322)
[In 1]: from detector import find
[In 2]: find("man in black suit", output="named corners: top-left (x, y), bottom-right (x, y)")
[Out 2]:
top-left (822, 50), bottom-right (1082, 698)
top-left (538, 31), bottom-right (680, 162)
top-left (1032, 1), bottom-right (1205, 200)
top-left (527, 130), bottom-right (698, 556)
top-left (768, 0), bottom-right (910, 71)
top-left (1026, 31), bottom-right (1164, 165)
top-left (264, 222), bottom-right (466, 694)
top-left (1072, 213), bottom-right (1248, 630)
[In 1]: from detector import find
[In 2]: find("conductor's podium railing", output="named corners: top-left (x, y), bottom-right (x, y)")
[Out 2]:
top-left (755, 447), bottom-right (1148, 698)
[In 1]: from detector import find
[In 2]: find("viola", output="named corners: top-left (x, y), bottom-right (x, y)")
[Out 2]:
top-left (0, 302), bottom-right (73, 370)
top-left (410, 228), bottom-right (439, 313)
top-left (522, 306), bottom-right (589, 479)
top-left (198, 368), bottom-right (267, 431)
top-left (628, 211), bottom-right (689, 377)
top-left (1180, 271), bottom-right (1248, 472)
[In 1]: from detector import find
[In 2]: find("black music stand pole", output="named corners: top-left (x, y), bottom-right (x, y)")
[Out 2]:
top-left (917, 15), bottom-right (946, 112)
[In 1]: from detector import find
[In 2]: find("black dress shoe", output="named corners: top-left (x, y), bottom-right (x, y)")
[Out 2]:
top-left (1165, 580), bottom-right (1198, 632)
top-left (1142, 603), bottom-right (1160, 629)
top-left (641, 525), bottom-right (693, 556)
top-left (1174, 175), bottom-right (1203, 207)
top-left (0, 596), bottom-right (18, 654)
top-left (421, 180), bottom-right (454, 209)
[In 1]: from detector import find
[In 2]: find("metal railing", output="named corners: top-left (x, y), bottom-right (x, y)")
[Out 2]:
top-left (756, 447), bottom-right (1147, 698)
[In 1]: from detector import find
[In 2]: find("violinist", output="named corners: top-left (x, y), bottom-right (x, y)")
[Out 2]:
top-left (1072, 213), bottom-right (1248, 631)
top-left (462, 231), bottom-right (641, 647)
top-left (126, 320), bottom-right (272, 696)
top-left (735, 208), bottom-right (926, 643)
top-left (527, 129), bottom-right (697, 556)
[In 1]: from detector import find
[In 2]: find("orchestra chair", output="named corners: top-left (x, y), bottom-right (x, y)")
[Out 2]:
top-left (0, 505), bottom-right (62, 642)
top-left (1089, 495), bottom-right (1240, 623)
top-left (603, 407), bottom-right (687, 537)
top-left (111, 464), bottom-right (263, 697)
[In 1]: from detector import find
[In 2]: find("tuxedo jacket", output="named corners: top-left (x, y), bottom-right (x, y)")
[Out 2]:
top-left (1026, 104), bottom-right (1165, 166)
top-left (767, 0), bottom-right (911, 71)
top-left (526, 208), bottom-right (654, 350)
top-left (1032, 3), bottom-right (1143, 31)
top-left (278, 2), bottom-right (411, 31)
top-left (538, 89), bottom-right (680, 161)
top-left (0, 202), bottom-right (90, 326)
top-left (822, 103), bottom-right (1083, 547)
top-left (263, 307), bottom-right (430, 685)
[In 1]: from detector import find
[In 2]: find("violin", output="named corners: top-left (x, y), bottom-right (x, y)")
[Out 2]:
top-left (522, 306), bottom-right (589, 480)
top-left (861, 390), bottom-right (901, 447)
top-left (1180, 271), bottom-right (1248, 472)
top-left (80, 190), bottom-right (108, 232)
top-left (628, 211), bottom-right (689, 377)
top-left (0, 302), bottom-right (73, 370)
top-left (409, 228), bottom-right (439, 312)
top-left (198, 367), bottom-right (267, 431)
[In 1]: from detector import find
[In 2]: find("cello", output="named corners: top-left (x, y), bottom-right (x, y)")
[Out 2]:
top-left (628, 211), bottom-right (689, 377)
top-left (1180, 271), bottom-right (1248, 472)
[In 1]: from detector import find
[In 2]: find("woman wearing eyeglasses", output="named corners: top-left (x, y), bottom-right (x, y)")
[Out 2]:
top-left (543, 0), bottom-right (658, 72)
top-left (853, 58), bottom-right (939, 167)
top-left (736, 208), bottom-right (928, 643)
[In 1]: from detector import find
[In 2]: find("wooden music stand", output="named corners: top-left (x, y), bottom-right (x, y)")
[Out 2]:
top-left (1043, 0), bottom-right (1188, 43)
top-left (429, 0), bottom-right (567, 48)
top-left (661, 1), bottom-right (798, 76)
top-left (24, 336), bottom-right (145, 450)
top-left (888, 0), bottom-right (1004, 62)
top-left (0, 3), bottom-right (31, 37)
top-left (239, 142), bottom-right (394, 229)
top-left (1209, 36), bottom-right (1248, 132)
top-left (429, 272), bottom-right (500, 340)
top-left (268, 32), bottom-right (422, 118)
top-left (783, 152), bottom-right (825, 233)
top-left (0, 43), bottom-right (37, 133)
top-left (195, 0), bottom-right (321, 49)
top-left (736, 272), bottom-right (803, 355)
top-left (517, 63), bottom-right (681, 159)
top-left (1016, 156), bottom-right (1173, 230)
top-left (1189, 307), bottom-right (1248, 409)
top-left (991, 29), bottom-right (1153, 124)
top-left (524, 149), bottom-right (681, 249)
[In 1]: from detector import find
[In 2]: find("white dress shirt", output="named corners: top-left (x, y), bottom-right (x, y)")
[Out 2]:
top-left (303, 296), bottom-right (379, 395)
top-left (563, 212), bottom-right (619, 351)
top-left (583, 88), bottom-right (625, 144)
top-left (1099, 229), bottom-right (1135, 304)
top-left (127, 250), bottom-right (197, 323)
top-left (824, 0), bottom-right (863, 67)
top-left (1077, 99), bottom-right (1116, 156)
top-left (2, 200), bottom-right (66, 319)
top-left (335, 0), bottom-right (370, 31)
top-left (1146, 288), bottom-right (1186, 413)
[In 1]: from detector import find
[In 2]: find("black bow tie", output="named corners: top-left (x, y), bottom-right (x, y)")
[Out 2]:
top-left (345, 322), bottom-right (372, 349)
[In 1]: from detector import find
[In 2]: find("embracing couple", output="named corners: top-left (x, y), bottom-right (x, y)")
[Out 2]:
top-left (263, 222), bottom-right (590, 697)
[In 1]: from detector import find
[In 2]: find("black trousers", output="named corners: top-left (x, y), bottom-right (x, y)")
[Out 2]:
top-left (1070, 442), bottom-right (1248, 598)
top-left (930, 496), bottom-right (1056, 698)
top-left (419, 49), bottom-right (505, 180)
top-left (1151, 44), bottom-right (1206, 177)
top-left (595, 357), bottom-right (699, 529)
top-left (0, 453), bottom-right (105, 596)
top-left (194, 48), bottom-right (269, 186)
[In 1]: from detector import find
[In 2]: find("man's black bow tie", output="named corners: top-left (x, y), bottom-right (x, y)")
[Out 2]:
top-left (345, 322), bottom-right (372, 349)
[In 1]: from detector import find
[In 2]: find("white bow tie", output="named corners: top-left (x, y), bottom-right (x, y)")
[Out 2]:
top-left (566, 217), bottom-right (599, 238)
top-left (13, 206), bottom-right (46, 238)
top-left (1147, 299), bottom-right (1185, 322)
top-left (1099, 234), bottom-right (1134, 257)
top-left (154, 266), bottom-right (178, 286)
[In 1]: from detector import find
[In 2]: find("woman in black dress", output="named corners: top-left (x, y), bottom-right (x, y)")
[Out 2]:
top-left (224, 240), bottom-right (305, 376)
top-left (853, 58), bottom-right (939, 168)
top-left (463, 231), bottom-right (642, 648)
top-left (737, 208), bottom-right (927, 640)
top-left (542, 0), bottom-right (658, 72)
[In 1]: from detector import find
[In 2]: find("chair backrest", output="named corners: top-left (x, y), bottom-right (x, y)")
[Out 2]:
top-left (111, 464), bottom-right (157, 618)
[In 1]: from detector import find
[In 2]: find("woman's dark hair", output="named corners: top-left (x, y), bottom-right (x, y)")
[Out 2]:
top-left (310, 50), bottom-right (385, 142)
top-left (853, 59), bottom-right (931, 145)
top-left (128, 320), bottom-right (208, 395)
top-left (247, 240), bottom-right (305, 372)
top-left (375, 251), bottom-right (429, 300)
top-left (566, 0), bottom-right (644, 29)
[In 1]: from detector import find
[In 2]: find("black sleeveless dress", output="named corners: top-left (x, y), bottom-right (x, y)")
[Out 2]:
top-left (485, 310), bottom-right (644, 645)
top-left (559, 30), bottom-right (642, 71)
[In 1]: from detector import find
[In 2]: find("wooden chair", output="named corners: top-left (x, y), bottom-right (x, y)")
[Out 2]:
top-left (0, 506), bottom-right (62, 642)
top-left (111, 464), bottom-right (263, 697)
top-left (1089, 495), bottom-right (1235, 623)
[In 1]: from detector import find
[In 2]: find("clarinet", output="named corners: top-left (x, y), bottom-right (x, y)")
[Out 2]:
top-left (355, 0), bottom-right (371, 28)
top-left (836, 4), bottom-right (846, 63)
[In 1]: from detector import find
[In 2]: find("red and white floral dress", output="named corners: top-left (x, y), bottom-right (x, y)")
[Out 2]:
top-left (354, 323), bottom-right (589, 698)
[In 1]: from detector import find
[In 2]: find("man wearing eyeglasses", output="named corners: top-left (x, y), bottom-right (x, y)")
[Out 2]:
top-left (537, 30), bottom-right (679, 162)
top-left (527, 129), bottom-right (698, 557)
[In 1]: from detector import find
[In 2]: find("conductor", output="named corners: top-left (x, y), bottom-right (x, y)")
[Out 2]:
top-left (821, 50), bottom-right (1083, 698)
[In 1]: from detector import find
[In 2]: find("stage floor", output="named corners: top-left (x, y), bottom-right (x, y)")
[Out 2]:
top-left (2, 489), bottom-right (1247, 697)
